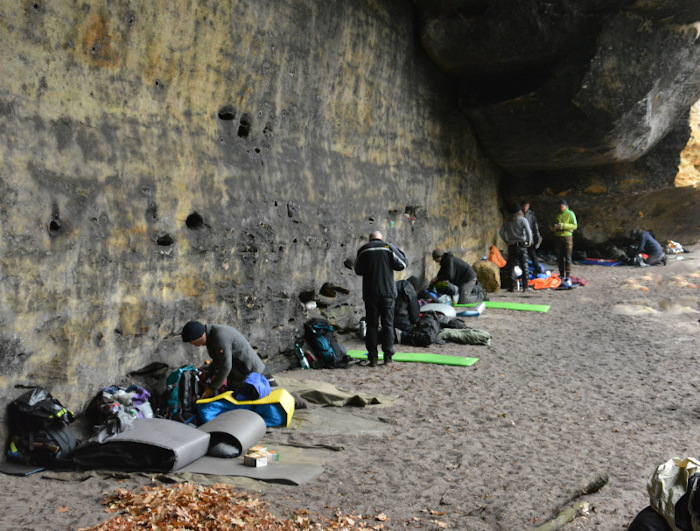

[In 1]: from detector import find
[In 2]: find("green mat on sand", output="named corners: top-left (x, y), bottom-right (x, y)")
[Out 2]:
top-left (455, 301), bottom-right (550, 313)
top-left (347, 350), bottom-right (478, 367)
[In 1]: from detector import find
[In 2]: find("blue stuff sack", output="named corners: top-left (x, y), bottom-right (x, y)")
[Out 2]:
top-left (232, 373), bottom-right (271, 401)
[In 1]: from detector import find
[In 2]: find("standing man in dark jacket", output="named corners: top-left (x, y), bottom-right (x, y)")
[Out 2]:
top-left (354, 231), bottom-right (408, 366)
top-left (521, 200), bottom-right (543, 276)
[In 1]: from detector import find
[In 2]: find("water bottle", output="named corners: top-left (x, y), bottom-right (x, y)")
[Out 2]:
top-left (295, 343), bottom-right (311, 370)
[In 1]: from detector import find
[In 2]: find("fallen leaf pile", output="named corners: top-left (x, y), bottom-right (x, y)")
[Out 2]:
top-left (79, 482), bottom-right (386, 530)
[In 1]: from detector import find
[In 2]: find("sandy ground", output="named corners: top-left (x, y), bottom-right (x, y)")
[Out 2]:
top-left (1, 246), bottom-right (699, 531)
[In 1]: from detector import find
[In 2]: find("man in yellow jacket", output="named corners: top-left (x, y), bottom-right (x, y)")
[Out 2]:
top-left (552, 199), bottom-right (578, 280)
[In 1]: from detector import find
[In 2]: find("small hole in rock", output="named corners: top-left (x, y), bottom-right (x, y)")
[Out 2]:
top-left (157, 234), bottom-right (175, 246)
top-left (186, 212), bottom-right (204, 230)
top-left (238, 116), bottom-right (252, 138)
top-left (48, 219), bottom-right (62, 235)
top-left (218, 105), bottom-right (236, 121)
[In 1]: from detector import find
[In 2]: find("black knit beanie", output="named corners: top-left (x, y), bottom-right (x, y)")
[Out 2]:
top-left (182, 321), bottom-right (206, 342)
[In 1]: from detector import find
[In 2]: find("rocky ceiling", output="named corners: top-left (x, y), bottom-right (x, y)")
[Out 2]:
top-left (413, 0), bottom-right (700, 172)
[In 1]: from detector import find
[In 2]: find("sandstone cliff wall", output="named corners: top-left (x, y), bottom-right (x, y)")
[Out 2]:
top-left (0, 0), bottom-right (501, 416)
top-left (677, 100), bottom-right (700, 188)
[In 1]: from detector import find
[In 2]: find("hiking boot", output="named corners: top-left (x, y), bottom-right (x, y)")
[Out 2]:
top-left (661, 255), bottom-right (667, 266)
top-left (384, 354), bottom-right (393, 365)
top-left (368, 356), bottom-right (378, 367)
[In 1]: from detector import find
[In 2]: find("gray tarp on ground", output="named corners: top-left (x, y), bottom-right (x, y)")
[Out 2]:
top-left (40, 379), bottom-right (399, 487)
top-left (44, 441), bottom-right (334, 489)
top-left (68, 409), bottom-right (323, 485)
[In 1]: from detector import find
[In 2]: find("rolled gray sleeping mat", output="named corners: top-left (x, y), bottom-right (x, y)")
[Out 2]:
top-left (71, 410), bottom-right (268, 472)
top-left (71, 418), bottom-right (211, 473)
top-left (70, 409), bottom-right (321, 484)
top-left (198, 409), bottom-right (267, 458)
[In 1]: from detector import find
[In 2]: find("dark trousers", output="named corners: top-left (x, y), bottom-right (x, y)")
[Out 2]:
top-left (526, 245), bottom-right (541, 276)
top-left (364, 296), bottom-right (396, 360)
top-left (645, 253), bottom-right (665, 266)
top-left (458, 278), bottom-right (478, 304)
top-left (555, 235), bottom-right (573, 277)
top-left (506, 242), bottom-right (529, 290)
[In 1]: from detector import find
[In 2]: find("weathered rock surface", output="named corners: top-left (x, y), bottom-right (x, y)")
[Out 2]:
top-left (0, 0), bottom-right (698, 440)
top-left (0, 0), bottom-right (502, 423)
top-left (415, 0), bottom-right (700, 172)
top-left (677, 101), bottom-right (700, 187)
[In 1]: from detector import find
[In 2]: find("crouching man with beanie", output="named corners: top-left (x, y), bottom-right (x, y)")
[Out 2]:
top-left (181, 321), bottom-right (266, 400)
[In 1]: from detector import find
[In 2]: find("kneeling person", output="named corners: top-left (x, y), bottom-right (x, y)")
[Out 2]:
top-left (181, 320), bottom-right (266, 400)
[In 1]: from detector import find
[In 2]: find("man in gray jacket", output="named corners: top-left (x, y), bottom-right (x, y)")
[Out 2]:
top-left (499, 203), bottom-right (533, 292)
top-left (521, 200), bottom-right (543, 276)
top-left (182, 321), bottom-right (265, 399)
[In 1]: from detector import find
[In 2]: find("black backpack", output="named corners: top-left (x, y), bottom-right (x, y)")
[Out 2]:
top-left (394, 279), bottom-right (420, 331)
top-left (403, 312), bottom-right (442, 347)
top-left (303, 318), bottom-right (350, 368)
top-left (6, 387), bottom-right (80, 468)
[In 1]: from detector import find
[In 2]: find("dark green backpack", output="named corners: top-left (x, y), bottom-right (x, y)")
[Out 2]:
top-left (161, 365), bottom-right (200, 424)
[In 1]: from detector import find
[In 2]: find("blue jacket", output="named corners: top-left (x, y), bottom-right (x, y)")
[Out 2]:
top-left (637, 231), bottom-right (663, 257)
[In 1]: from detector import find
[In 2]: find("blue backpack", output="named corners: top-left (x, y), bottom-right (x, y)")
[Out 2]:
top-left (232, 372), bottom-right (271, 401)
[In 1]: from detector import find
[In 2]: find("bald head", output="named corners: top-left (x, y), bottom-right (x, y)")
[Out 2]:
top-left (369, 231), bottom-right (383, 241)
